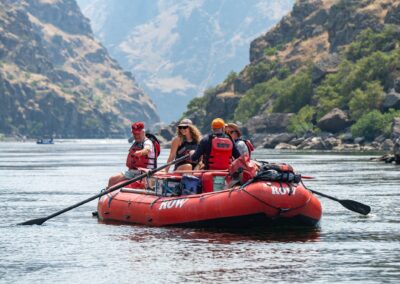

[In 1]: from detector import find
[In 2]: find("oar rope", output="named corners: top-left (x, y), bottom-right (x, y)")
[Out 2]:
top-left (300, 180), bottom-right (371, 215)
top-left (18, 154), bottom-right (190, 225)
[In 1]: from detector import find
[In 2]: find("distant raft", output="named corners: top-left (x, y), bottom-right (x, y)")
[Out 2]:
top-left (36, 138), bottom-right (54, 144)
top-left (97, 171), bottom-right (322, 228)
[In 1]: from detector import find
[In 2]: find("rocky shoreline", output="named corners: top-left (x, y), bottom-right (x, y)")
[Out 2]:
top-left (155, 110), bottom-right (400, 164)
top-left (251, 132), bottom-right (395, 152)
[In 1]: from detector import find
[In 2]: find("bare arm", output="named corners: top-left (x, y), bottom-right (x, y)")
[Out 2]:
top-left (165, 136), bottom-right (181, 172)
top-left (133, 146), bottom-right (151, 157)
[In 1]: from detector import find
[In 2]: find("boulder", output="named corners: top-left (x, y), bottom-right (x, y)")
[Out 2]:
top-left (382, 89), bottom-right (400, 110)
top-left (289, 137), bottom-right (305, 146)
top-left (297, 137), bottom-right (329, 150)
top-left (245, 113), bottom-right (294, 134)
top-left (394, 137), bottom-right (400, 164)
top-left (354, 137), bottom-right (365, 145)
top-left (374, 135), bottom-right (386, 143)
top-left (158, 126), bottom-right (175, 141)
top-left (317, 108), bottom-right (351, 133)
top-left (270, 133), bottom-right (296, 145)
top-left (381, 139), bottom-right (394, 151)
top-left (312, 53), bottom-right (340, 83)
top-left (361, 145), bottom-right (377, 151)
top-left (340, 132), bottom-right (353, 143)
top-left (323, 137), bottom-right (340, 149)
top-left (275, 143), bottom-right (297, 150)
top-left (395, 77), bottom-right (400, 93)
top-left (392, 117), bottom-right (400, 139)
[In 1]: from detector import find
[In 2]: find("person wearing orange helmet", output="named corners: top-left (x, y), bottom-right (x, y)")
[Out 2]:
top-left (107, 121), bottom-right (157, 188)
top-left (190, 118), bottom-right (240, 170)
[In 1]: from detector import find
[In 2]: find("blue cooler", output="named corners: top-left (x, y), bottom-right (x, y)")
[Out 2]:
top-left (181, 175), bottom-right (200, 195)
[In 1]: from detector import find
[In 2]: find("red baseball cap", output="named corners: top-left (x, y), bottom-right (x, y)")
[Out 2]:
top-left (131, 121), bottom-right (145, 134)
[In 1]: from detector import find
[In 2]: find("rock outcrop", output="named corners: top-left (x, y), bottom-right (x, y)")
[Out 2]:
top-left (317, 108), bottom-right (351, 133)
top-left (0, 0), bottom-right (159, 138)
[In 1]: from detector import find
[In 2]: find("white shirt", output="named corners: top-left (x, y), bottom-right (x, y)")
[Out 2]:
top-left (143, 138), bottom-right (156, 169)
top-left (235, 139), bottom-right (249, 156)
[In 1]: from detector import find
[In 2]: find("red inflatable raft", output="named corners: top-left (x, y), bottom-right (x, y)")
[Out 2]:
top-left (97, 170), bottom-right (322, 228)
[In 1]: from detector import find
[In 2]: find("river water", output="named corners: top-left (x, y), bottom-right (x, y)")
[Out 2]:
top-left (0, 140), bottom-right (399, 283)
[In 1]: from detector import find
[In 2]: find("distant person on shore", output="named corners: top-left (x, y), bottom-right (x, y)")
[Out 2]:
top-left (225, 123), bottom-right (254, 157)
top-left (165, 118), bottom-right (202, 172)
top-left (190, 118), bottom-right (240, 170)
top-left (107, 121), bottom-right (157, 188)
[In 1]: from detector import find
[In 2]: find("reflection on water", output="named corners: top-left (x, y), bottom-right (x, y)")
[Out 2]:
top-left (0, 140), bottom-right (399, 283)
top-left (122, 226), bottom-right (321, 244)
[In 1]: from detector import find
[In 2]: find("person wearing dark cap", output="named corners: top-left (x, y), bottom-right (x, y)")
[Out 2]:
top-left (190, 118), bottom-right (240, 170)
top-left (165, 118), bottom-right (202, 172)
top-left (225, 122), bottom-right (254, 157)
top-left (107, 121), bottom-right (157, 188)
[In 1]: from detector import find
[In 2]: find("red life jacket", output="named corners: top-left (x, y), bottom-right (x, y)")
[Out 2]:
top-left (126, 138), bottom-right (156, 169)
top-left (207, 135), bottom-right (233, 170)
top-left (226, 154), bottom-right (258, 185)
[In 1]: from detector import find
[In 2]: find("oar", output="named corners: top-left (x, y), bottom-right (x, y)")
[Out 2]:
top-left (173, 169), bottom-right (228, 174)
top-left (19, 154), bottom-right (190, 225)
top-left (307, 187), bottom-right (371, 215)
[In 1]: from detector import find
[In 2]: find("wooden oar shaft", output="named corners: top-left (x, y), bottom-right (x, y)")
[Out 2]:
top-left (18, 154), bottom-right (189, 225)
top-left (309, 189), bottom-right (340, 202)
top-left (173, 169), bottom-right (228, 174)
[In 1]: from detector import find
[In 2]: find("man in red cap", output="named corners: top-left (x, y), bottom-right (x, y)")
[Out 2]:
top-left (190, 118), bottom-right (240, 170)
top-left (107, 121), bottom-right (156, 188)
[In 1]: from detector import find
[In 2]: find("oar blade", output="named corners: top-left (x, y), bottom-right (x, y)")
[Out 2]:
top-left (18, 217), bottom-right (48, 226)
top-left (339, 199), bottom-right (371, 215)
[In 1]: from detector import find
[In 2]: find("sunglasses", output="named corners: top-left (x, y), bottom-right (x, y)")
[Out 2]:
top-left (227, 130), bottom-right (237, 135)
top-left (178, 126), bottom-right (189, 130)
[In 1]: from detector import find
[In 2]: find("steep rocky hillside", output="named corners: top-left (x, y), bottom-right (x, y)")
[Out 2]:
top-left (183, 0), bottom-right (400, 140)
top-left (77, 0), bottom-right (294, 123)
top-left (0, 0), bottom-right (159, 138)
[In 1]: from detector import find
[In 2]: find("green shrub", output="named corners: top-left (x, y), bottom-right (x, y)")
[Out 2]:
top-left (346, 26), bottom-right (399, 61)
top-left (247, 62), bottom-right (272, 83)
top-left (316, 51), bottom-right (395, 117)
top-left (276, 65), bottom-right (290, 80)
top-left (348, 81), bottom-right (384, 120)
top-left (182, 96), bottom-right (207, 118)
top-left (351, 109), bottom-right (400, 140)
top-left (351, 110), bottom-right (385, 140)
top-left (264, 47), bottom-right (278, 56)
top-left (287, 105), bottom-right (318, 136)
top-left (382, 109), bottom-right (400, 137)
top-left (26, 121), bottom-right (43, 136)
top-left (84, 117), bottom-right (101, 129)
top-left (272, 68), bottom-right (313, 113)
top-left (234, 78), bottom-right (283, 122)
top-left (224, 71), bottom-right (237, 85)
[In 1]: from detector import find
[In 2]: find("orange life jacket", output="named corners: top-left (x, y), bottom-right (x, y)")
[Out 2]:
top-left (207, 135), bottom-right (233, 170)
top-left (126, 138), bottom-right (156, 169)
